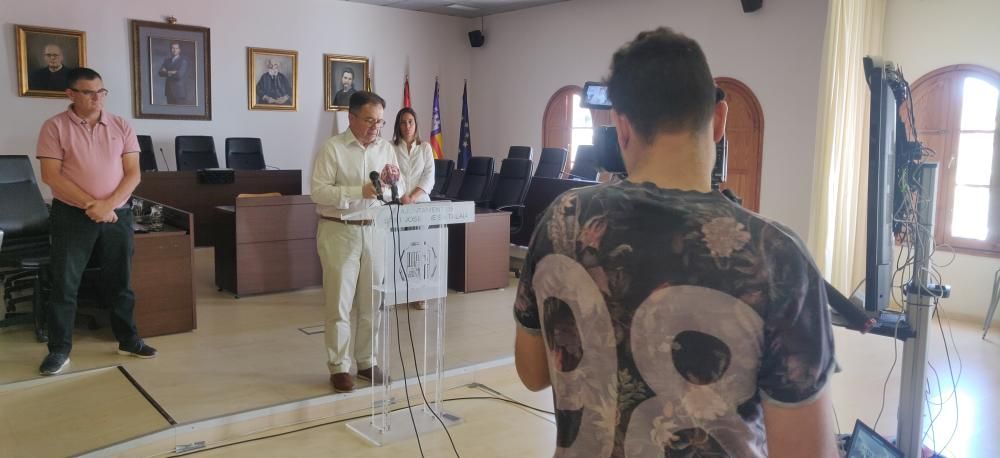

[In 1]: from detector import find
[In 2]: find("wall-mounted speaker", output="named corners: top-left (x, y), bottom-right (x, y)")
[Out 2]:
top-left (741, 0), bottom-right (762, 13)
top-left (468, 30), bottom-right (485, 48)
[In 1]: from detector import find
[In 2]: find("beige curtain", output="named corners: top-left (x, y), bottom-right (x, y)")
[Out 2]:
top-left (808, 0), bottom-right (887, 293)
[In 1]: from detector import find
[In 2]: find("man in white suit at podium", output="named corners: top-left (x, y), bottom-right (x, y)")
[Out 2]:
top-left (311, 91), bottom-right (401, 393)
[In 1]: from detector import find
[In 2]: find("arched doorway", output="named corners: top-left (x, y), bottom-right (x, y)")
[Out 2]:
top-left (715, 77), bottom-right (764, 212)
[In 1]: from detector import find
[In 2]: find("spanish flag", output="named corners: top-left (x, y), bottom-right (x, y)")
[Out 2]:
top-left (402, 75), bottom-right (411, 108)
top-left (430, 79), bottom-right (444, 159)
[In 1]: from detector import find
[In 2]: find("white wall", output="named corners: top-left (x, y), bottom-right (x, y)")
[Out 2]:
top-left (465, 0), bottom-right (829, 236)
top-left (0, 0), bottom-right (471, 192)
top-left (885, 0), bottom-right (1000, 323)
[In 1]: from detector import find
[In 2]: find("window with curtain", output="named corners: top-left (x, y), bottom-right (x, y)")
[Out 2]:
top-left (909, 65), bottom-right (1000, 255)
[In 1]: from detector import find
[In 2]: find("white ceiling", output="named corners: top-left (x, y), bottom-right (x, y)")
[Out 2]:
top-left (344, 0), bottom-right (570, 18)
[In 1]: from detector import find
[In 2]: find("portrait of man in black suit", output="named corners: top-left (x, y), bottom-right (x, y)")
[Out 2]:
top-left (29, 44), bottom-right (71, 91)
top-left (324, 55), bottom-right (368, 112)
top-left (157, 41), bottom-right (191, 105)
top-left (332, 66), bottom-right (357, 107)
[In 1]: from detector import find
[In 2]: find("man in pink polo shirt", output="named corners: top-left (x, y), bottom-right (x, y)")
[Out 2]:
top-left (35, 67), bottom-right (158, 376)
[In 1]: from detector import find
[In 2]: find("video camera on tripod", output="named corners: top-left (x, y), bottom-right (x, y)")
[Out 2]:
top-left (579, 81), bottom-right (730, 191)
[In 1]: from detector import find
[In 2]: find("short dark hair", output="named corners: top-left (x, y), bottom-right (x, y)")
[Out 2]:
top-left (606, 27), bottom-right (715, 140)
top-left (341, 67), bottom-right (354, 77)
top-left (67, 67), bottom-right (102, 88)
top-left (392, 107), bottom-right (422, 146)
top-left (348, 91), bottom-right (385, 113)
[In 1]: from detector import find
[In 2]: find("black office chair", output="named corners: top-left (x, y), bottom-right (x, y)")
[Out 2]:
top-left (175, 136), bottom-right (219, 171)
top-left (432, 159), bottom-right (454, 197)
top-left (507, 145), bottom-right (533, 160)
top-left (569, 145), bottom-right (599, 181)
top-left (455, 156), bottom-right (494, 204)
top-left (535, 148), bottom-right (568, 178)
top-left (0, 155), bottom-right (39, 183)
top-left (225, 137), bottom-right (266, 170)
top-left (137, 135), bottom-right (158, 171)
top-left (488, 158), bottom-right (533, 212)
top-left (0, 157), bottom-right (50, 341)
top-left (443, 170), bottom-right (464, 199)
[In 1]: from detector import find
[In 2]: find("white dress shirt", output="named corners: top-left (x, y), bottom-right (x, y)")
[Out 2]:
top-left (311, 129), bottom-right (402, 218)
top-left (393, 140), bottom-right (435, 203)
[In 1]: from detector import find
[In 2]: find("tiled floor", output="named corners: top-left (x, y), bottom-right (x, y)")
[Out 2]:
top-left (0, 247), bottom-right (998, 456)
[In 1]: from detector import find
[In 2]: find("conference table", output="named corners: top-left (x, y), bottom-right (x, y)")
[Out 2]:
top-left (134, 170), bottom-right (302, 246)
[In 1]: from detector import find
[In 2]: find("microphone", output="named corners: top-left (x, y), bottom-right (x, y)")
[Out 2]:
top-left (158, 148), bottom-right (171, 171)
top-left (390, 183), bottom-right (400, 203)
top-left (369, 171), bottom-right (384, 202)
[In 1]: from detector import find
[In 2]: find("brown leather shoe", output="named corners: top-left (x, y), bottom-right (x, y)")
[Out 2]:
top-left (330, 372), bottom-right (354, 392)
top-left (357, 365), bottom-right (386, 384)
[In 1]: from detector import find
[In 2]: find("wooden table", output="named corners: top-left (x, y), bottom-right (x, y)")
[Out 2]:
top-left (134, 170), bottom-right (302, 246)
top-left (448, 208), bottom-right (510, 293)
top-left (213, 195), bottom-right (322, 297)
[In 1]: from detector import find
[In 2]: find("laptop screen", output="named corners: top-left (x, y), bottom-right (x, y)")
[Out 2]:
top-left (847, 420), bottom-right (903, 458)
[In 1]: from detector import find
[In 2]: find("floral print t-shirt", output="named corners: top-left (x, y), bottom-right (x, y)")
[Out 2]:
top-left (514, 181), bottom-right (835, 457)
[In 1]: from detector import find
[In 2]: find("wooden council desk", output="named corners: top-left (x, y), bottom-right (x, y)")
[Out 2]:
top-left (132, 197), bottom-right (196, 337)
top-left (213, 196), bottom-right (322, 297)
top-left (134, 170), bottom-right (302, 246)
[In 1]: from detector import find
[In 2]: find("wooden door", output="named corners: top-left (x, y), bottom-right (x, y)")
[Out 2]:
top-left (715, 77), bottom-right (764, 211)
top-left (543, 85), bottom-right (579, 151)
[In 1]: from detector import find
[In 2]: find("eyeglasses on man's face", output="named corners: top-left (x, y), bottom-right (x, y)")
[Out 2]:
top-left (69, 88), bottom-right (110, 98)
top-left (350, 112), bottom-right (386, 129)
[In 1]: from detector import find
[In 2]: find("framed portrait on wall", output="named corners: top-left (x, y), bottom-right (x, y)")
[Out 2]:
top-left (15, 25), bottom-right (87, 98)
top-left (324, 54), bottom-right (370, 112)
top-left (130, 19), bottom-right (211, 120)
top-left (247, 47), bottom-right (297, 111)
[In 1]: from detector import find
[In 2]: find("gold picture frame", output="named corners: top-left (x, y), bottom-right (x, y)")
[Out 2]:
top-left (15, 25), bottom-right (87, 98)
top-left (248, 47), bottom-right (298, 111)
top-left (324, 54), bottom-right (371, 112)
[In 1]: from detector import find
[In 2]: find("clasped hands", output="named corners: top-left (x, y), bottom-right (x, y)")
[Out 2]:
top-left (84, 200), bottom-right (119, 223)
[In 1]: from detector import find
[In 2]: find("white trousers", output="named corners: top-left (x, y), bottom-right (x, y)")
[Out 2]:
top-left (316, 220), bottom-right (384, 374)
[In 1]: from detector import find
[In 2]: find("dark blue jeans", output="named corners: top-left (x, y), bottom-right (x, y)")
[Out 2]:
top-left (47, 200), bottom-right (139, 354)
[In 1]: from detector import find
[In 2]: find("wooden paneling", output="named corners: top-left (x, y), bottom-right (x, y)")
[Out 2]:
top-left (234, 195), bottom-right (317, 243)
top-left (449, 208), bottom-right (510, 292)
top-left (214, 195), bottom-right (322, 297)
top-left (135, 170), bottom-right (302, 246)
top-left (235, 239), bottom-right (322, 296)
top-left (131, 202), bottom-right (195, 337)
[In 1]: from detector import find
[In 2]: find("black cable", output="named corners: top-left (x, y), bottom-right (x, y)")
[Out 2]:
top-left (388, 203), bottom-right (426, 457)
top-left (171, 394), bottom-right (552, 456)
top-left (394, 202), bottom-right (461, 458)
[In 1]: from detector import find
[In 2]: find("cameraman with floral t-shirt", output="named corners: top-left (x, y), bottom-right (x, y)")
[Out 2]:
top-left (513, 28), bottom-right (837, 458)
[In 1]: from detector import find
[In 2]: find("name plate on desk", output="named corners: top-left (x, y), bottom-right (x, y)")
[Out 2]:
top-left (197, 168), bottom-right (235, 184)
top-left (344, 201), bottom-right (475, 227)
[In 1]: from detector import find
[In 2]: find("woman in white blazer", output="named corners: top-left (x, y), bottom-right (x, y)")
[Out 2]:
top-left (391, 107), bottom-right (435, 309)
top-left (391, 107), bottom-right (435, 204)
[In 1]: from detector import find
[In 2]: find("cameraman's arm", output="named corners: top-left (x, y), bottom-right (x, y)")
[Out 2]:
top-left (763, 389), bottom-right (838, 458)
